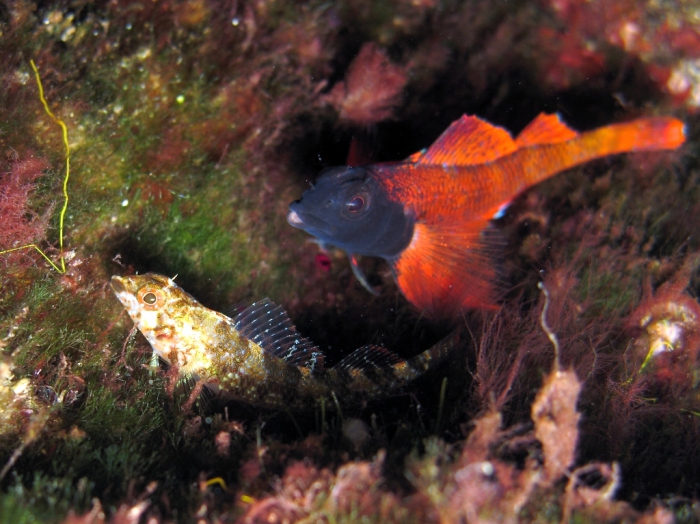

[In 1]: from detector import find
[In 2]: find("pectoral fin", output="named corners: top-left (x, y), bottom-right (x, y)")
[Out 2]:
top-left (349, 253), bottom-right (381, 296)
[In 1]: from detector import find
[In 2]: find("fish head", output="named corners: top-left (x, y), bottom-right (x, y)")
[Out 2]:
top-left (287, 166), bottom-right (414, 258)
top-left (110, 273), bottom-right (199, 365)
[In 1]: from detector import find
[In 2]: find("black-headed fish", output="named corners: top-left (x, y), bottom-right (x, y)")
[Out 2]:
top-left (288, 113), bottom-right (686, 318)
top-left (110, 273), bottom-right (456, 411)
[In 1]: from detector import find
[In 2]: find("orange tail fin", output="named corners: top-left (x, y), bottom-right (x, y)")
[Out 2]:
top-left (580, 116), bottom-right (685, 154)
top-left (515, 115), bottom-right (686, 188)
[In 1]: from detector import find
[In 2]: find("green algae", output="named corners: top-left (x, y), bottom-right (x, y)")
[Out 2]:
top-left (2, 470), bottom-right (94, 521)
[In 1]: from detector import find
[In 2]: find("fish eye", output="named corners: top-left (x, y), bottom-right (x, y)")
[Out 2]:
top-left (138, 287), bottom-right (164, 310)
top-left (346, 195), bottom-right (365, 213)
top-left (342, 188), bottom-right (371, 218)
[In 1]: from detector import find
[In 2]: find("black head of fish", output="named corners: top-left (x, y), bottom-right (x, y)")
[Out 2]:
top-left (288, 166), bottom-right (414, 258)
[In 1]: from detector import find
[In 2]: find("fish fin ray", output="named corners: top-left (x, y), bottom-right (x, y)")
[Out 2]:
top-left (334, 345), bottom-right (404, 371)
top-left (234, 299), bottom-right (325, 370)
top-left (346, 133), bottom-right (375, 166)
top-left (415, 115), bottom-right (517, 166)
top-left (349, 254), bottom-right (381, 296)
top-left (391, 221), bottom-right (504, 319)
top-left (514, 113), bottom-right (578, 147)
top-left (406, 149), bottom-right (425, 163)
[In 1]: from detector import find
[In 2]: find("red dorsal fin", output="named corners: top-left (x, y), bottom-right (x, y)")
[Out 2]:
top-left (406, 149), bottom-right (425, 162)
top-left (515, 113), bottom-right (578, 148)
top-left (412, 115), bottom-right (518, 166)
top-left (346, 133), bottom-right (375, 166)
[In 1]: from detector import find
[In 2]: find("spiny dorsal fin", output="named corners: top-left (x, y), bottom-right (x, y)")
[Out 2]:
top-left (333, 345), bottom-right (404, 371)
top-left (514, 113), bottom-right (578, 147)
top-left (406, 149), bottom-right (426, 162)
top-left (412, 115), bottom-right (517, 166)
top-left (234, 299), bottom-right (325, 370)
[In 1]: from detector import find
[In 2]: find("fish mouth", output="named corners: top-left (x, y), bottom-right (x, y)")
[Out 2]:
top-left (110, 276), bottom-right (127, 295)
top-left (287, 206), bottom-right (337, 237)
top-left (287, 209), bottom-right (303, 226)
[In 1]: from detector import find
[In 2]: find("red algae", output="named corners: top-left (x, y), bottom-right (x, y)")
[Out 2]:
top-left (0, 156), bottom-right (50, 270)
top-left (404, 364), bottom-right (674, 524)
top-left (538, 0), bottom-right (700, 107)
top-left (537, 27), bottom-right (608, 90)
top-left (239, 451), bottom-right (436, 524)
top-left (324, 42), bottom-right (408, 127)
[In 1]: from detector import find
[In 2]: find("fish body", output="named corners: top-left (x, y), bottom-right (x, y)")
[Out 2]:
top-left (288, 113), bottom-right (686, 318)
top-left (110, 273), bottom-right (455, 411)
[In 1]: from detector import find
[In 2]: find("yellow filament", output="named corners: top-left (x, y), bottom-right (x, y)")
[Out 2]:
top-left (204, 476), bottom-right (228, 490)
top-left (0, 60), bottom-right (71, 273)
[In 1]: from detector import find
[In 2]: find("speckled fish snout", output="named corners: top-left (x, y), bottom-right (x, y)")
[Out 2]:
top-left (110, 275), bottom-right (142, 321)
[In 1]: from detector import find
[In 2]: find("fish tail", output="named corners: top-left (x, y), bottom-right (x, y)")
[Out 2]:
top-left (520, 116), bottom-right (686, 188)
top-left (398, 329), bottom-right (461, 379)
top-left (580, 116), bottom-right (685, 156)
top-left (372, 330), bottom-right (461, 388)
top-left (331, 331), bottom-right (460, 396)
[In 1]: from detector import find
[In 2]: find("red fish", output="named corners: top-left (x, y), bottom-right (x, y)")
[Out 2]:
top-left (288, 113), bottom-right (685, 318)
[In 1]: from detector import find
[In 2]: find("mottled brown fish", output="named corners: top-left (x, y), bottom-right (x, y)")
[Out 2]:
top-left (110, 273), bottom-right (456, 411)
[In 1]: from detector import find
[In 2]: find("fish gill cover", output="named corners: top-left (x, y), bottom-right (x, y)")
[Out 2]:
top-left (0, 0), bottom-right (699, 522)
